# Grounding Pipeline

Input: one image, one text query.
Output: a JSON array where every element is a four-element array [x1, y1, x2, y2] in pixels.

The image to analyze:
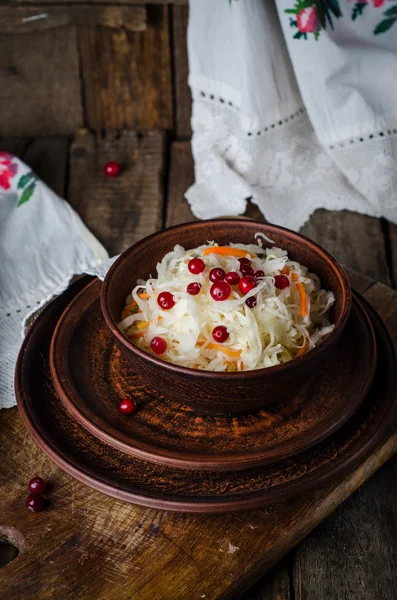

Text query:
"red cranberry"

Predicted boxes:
[[157, 291, 175, 310], [254, 270, 265, 279], [150, 336, 167, 354], [239, 263, 254, 276], [225, 271, 240, 285], [246, 297, 257, 308], [210, 281, 231, 301], [212, 326, 229, 342], [186, 282, 201, 295], [239, 276, 256, 295], [26, 494, 45, 512], [209, 267, 226, 282], [188, 258, 205, 274], [28, 477, 46, 495], [118, 398, 137, 414], [274, 274, 290, 290], [104, 161, 121, 177], [238, 258, 251, 267]]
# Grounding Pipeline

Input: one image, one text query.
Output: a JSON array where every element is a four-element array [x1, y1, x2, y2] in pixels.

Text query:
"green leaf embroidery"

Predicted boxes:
[[384, 6, 397, 17], [374, 17, 397, 34], [352, 2, 366, 21], [17, 181, 36, 206], [17, 171, 34, 189]]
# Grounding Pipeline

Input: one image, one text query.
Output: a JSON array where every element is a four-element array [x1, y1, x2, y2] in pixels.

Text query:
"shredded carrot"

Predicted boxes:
[[121, 300, 138, 320], [296, 282, 308, 317], [136, 320, 150, 330], [192, 364, 199, 369], [282, 269, 307, 316], [202, 246, 256, 259], [206, 343, 242, 358], [295, 339, 308, 358], [138, 293, 150, 299]]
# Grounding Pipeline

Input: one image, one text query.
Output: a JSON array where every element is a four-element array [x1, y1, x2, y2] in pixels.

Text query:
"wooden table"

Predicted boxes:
[[0, 133, 397, 600]]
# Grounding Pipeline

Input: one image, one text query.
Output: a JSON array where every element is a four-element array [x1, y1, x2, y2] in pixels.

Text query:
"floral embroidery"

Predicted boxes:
[[16, 171, 37, 206], [0, 152, 37, 206], [374, 4, 397, 33], [286, 0, 397, 38], [285, 0, 342, 39], [0, 153, 18, 190]]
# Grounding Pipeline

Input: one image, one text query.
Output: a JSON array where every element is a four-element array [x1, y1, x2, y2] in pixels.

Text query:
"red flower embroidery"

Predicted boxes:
[[0, 153, 18, 190], [297, 5, 320, 32]]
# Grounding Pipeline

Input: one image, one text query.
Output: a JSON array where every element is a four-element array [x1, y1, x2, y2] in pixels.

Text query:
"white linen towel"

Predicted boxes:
[[186, 0, 397, 230], [0, 153, 113, 409]]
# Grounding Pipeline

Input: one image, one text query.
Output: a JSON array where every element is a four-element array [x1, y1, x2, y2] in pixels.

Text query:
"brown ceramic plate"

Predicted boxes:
[[16, 278, 396, 512], [50, 280, 376, 471]]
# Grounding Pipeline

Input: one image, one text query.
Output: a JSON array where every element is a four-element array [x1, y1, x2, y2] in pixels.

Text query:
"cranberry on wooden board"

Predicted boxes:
[[225, 272, 240, 285], [188, 258, 205, 274], [26, 494, 45, 512], [103, 161, 121, 177], [28, 477, 46, 495], [118, 398, 137, 415], [212, 326, 229, 343], [150, 336, 167, 355], [274, 275, 290, 290], [157, 292, 175, 310], [209, 268, 226, 282], [186, 282, 201, 295], [239, 276, 256, 295], [210, 281, 231, 301]]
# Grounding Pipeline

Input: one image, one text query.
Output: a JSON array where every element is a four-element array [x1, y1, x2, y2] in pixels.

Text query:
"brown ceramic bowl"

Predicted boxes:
[[101, 219, 352, 416]]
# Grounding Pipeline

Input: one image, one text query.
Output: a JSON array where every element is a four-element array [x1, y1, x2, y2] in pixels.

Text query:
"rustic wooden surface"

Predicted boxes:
[[0, 29, 83, 136], [79, 5, 173, 132], [0, 134, 397, 599], [0, 5, 147, 33], [171, 5, 192, 139]]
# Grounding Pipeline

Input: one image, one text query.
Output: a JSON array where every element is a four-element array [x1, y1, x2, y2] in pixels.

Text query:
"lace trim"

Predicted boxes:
[[330, 129, 397, 149]]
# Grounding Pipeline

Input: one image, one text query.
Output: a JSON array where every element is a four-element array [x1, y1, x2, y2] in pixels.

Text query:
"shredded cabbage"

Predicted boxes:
[[118, 240, 335, 372]]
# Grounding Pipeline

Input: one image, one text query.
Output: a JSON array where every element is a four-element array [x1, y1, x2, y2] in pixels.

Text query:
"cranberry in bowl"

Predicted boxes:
[[101, 219, 351, 416]]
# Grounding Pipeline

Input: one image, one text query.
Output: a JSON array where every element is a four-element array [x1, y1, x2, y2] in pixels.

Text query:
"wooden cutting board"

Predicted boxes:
[[1, 269, 397, 600]]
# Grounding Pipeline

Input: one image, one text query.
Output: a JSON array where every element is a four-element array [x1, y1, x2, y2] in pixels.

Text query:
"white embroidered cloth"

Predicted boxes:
[[186, 0, 397, 230], [0, 154, 113, 409]]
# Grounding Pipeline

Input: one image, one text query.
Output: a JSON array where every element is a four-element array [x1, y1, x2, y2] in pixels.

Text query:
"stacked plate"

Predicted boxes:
[[16, 276, 396, 513]]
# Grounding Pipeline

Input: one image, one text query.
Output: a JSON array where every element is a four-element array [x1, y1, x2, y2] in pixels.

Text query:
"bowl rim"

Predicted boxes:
[[100, 219, 352, 380]]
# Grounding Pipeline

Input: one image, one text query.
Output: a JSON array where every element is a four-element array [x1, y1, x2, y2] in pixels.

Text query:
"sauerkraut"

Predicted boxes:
[[118, 239, 335, 372]]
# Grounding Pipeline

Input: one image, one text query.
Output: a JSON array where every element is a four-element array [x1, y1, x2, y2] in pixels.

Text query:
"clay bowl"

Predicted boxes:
[[101, 219, 352, 416]]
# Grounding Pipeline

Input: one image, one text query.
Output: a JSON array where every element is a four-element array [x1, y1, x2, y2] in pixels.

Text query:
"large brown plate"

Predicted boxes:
[[15, 278, 396, 513], [50, 280, 376, 471]]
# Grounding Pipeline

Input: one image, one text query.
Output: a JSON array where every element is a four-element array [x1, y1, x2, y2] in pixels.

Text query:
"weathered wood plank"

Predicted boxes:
[[0, 28, 83, 137], [79, 6, 173, 131], [386, 221, 397, 289], [166, 140, 195, 226], [0, 6, 146, 33], [171, 5, 192, 139], [68, 129, 166, 255], [301, 210, 390, 285], [240, 558, 291, 600]]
